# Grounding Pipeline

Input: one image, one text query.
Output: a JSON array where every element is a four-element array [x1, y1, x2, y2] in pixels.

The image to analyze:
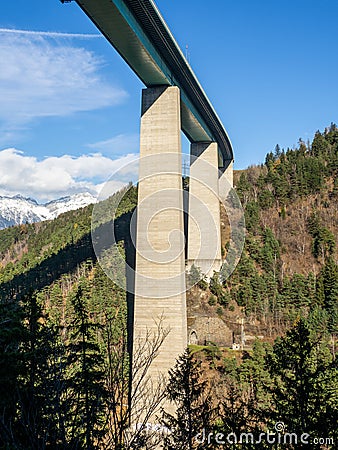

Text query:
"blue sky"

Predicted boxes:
[[1, 0, 337, 201]]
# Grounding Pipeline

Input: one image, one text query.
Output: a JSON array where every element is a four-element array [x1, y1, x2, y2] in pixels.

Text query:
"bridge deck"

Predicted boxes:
[[71, 0, 233, 164]]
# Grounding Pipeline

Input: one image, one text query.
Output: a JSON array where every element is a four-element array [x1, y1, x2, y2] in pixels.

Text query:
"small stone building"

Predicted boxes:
[[187, 316, 233, 347]]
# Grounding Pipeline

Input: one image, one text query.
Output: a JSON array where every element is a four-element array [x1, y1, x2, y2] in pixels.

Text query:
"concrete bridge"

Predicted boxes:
[[62, 0, 234, 424]]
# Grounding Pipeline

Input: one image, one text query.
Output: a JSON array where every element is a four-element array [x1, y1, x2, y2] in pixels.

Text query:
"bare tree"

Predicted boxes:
[[104, 317, 170, 449]]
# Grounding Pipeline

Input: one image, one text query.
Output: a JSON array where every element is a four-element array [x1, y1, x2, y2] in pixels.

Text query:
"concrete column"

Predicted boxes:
[[187, 142, 222, 278], [219, 159, 234, 200], [132, 86, 187, 420]]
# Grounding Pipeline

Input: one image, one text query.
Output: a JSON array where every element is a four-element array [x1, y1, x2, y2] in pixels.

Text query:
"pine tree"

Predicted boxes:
[[0, 300, 25, 446], [210, 345, 275, 449], [0, 291, 66, 449], [18, 291, 66, 448], [161, 349, 215, 449], [244, 202, 260, 234], [274, 144, 282, 159], [66, 280, 107, 449], [311, 130, 330, 157], [266, 318, 337, 444], [322, 258, 338, 333]]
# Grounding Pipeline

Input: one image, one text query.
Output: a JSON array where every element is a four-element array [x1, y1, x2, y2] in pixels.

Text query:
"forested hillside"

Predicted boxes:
[[0, 187, 139, 448], [0, 126, 337, 448], [221, 123, 338, 335]]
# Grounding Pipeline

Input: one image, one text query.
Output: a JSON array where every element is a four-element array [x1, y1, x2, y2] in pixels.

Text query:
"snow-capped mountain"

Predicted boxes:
[[45, 192, 97, 219], [0, 193, 97, 229]]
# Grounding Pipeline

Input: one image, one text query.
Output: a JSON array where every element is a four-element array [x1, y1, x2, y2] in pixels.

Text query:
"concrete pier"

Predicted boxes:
[[219, 159, 234, 197], [133, 86, 187, 393], [187, 142, 222, 278]]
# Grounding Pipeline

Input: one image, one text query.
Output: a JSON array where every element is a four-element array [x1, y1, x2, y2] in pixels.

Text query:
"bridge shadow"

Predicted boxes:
[[0, 211, 136, 304]]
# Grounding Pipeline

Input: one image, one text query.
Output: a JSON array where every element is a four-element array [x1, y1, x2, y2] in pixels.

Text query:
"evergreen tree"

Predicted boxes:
[[311, 130, 330, 157], [244, 202, 260, 234], [274, 144, 282, 159], [0, 292, 66, 449], [260, 227, 280, 275], [307, 212, 335, 262], [209, 272, 228, 306], [217, 357, 257, 448], [266, 318, 337, 445], [66, 281, 107, 449], [17, 291, 61, 448], [264, 151, 275, 171], [322, 258, 338, 333], [0, 300, 25, 446], [161, 349, 215, 449], [187, 264, 208, 290]]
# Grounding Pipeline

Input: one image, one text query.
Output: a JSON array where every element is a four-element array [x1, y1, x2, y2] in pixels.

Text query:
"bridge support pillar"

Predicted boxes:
[[187, 142, 222, 279], [219, 159, 233, 190], [132, 86, 187, 420], [219, 159, 234, 203]]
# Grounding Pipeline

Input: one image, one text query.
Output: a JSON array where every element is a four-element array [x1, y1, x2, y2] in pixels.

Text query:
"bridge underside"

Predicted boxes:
[[74, 0, 233, 167]]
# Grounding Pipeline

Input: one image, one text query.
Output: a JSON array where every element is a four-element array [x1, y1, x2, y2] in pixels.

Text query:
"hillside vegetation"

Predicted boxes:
[[221, 123, 338, 335], [0, 126, 337, 448]]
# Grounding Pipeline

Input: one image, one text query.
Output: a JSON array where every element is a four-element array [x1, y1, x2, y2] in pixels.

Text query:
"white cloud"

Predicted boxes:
[[0, 28, 102, 39], [87, 133, 140, 155], [0, 148, 138, 202], [0, 30, 127, 140]]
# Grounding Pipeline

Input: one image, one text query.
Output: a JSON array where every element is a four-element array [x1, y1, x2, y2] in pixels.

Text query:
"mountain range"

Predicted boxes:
[[0, 192, 97, 229]]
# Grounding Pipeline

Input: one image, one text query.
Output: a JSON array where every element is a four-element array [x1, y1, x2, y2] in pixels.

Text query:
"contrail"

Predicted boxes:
[[0, 28, 102, 39]]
